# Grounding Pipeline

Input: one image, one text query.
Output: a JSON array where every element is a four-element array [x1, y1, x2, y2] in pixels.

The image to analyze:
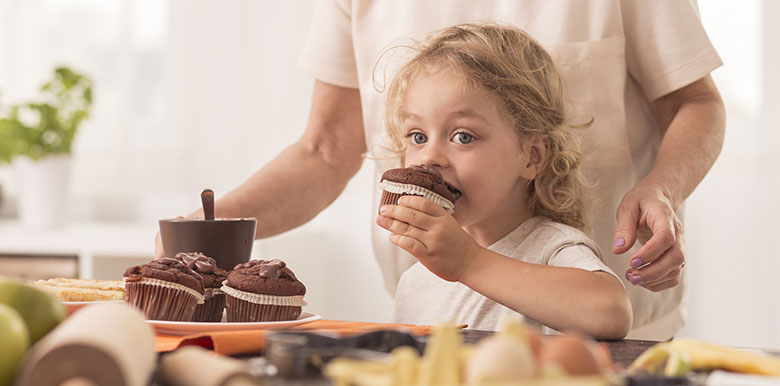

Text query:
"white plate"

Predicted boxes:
[[62, 300, 125, 314], [148, 311, 321, 336]]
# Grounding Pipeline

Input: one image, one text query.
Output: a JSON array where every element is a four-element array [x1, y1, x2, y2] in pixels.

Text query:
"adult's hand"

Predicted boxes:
[[612, 179, 684, 291], [612, 75, 725, 292], [153, 215, 197, 259], [153, 232, 165, 259], [152, 80, 365, 258]]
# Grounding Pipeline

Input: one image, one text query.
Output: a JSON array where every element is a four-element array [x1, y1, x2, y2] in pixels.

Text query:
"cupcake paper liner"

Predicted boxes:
[[379, 191, 403, 212], [124, 278, 202, 321], [379, 180, 455, 213], [192, 293, 226, 322], [225, 295, 301, 322], [221, 282, 306, 322], [220, 282, 307, 307]]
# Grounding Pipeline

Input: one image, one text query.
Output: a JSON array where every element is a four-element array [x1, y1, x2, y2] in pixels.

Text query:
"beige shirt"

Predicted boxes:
[[299, 0, 722, 339], [394, 217, 621, 332]]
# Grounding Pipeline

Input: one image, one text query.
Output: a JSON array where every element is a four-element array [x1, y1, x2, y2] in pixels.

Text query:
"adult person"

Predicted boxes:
[[156, 0, 725, 340]]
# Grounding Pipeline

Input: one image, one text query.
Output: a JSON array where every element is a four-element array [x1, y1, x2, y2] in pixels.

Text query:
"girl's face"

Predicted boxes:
[[402, 67, 537, 235]]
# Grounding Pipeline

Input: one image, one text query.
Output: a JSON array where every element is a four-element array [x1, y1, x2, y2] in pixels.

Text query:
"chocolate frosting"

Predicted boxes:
[[173, 252, 228, 290], [123, 257, 205, 294], [381, 166, 460, 202], [227, 259, 306, 296]]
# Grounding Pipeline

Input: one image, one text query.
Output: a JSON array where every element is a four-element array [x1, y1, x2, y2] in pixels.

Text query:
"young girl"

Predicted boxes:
[[375, 23, 632, 339]]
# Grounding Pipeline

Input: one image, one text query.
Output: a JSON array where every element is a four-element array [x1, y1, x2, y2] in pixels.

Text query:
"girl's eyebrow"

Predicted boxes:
[[449, 109, 488, 123], [405, 109, 487, 122]]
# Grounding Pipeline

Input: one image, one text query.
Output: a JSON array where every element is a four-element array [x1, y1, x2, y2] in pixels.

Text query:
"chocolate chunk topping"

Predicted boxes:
[[171, 252, 227, 289], [258, 259, 284, 279], [226, 259, 305, 296], [123, 257, 205, 294]]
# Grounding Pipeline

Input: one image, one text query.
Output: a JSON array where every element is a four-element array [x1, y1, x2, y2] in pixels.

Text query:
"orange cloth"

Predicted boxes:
[[155, 320, 439, 355]]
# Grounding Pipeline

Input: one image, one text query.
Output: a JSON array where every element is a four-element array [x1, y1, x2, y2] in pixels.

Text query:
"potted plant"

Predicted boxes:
[[0, 66, 93, 228]]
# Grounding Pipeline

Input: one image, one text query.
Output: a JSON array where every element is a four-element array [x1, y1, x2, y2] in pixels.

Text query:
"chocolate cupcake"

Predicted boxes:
[[379, 166, 461, 213], [221, 259, 307, 322], [123, 257, 205, 321], [174, 252, 228, 322]]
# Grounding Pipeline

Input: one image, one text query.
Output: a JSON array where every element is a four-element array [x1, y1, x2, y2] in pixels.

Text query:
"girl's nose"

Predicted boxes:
[[419, 141, 448, 169]]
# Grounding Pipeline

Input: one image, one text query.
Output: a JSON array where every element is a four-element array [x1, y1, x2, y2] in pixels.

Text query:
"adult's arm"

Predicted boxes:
[[613, 75, 726, 291], [154, 80, 365, 257]]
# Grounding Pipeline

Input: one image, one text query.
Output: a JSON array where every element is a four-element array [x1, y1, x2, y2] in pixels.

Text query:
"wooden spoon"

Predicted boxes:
[[201, 189, 215, 221]]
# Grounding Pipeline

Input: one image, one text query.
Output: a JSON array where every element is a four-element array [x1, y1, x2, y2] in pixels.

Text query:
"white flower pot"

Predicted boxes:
[[14, 154, 72, 228]]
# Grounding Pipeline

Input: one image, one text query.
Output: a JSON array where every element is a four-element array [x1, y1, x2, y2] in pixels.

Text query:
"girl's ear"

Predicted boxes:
[[520, 135, 548, 180]]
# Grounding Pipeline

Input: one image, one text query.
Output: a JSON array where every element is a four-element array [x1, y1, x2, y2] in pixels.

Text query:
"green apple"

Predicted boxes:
[[0, 303, 29, 386], [0, 279, 66, 344]]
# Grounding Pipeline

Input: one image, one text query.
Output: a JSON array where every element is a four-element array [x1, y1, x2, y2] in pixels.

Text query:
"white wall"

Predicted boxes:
[[0, 0, 395, 322], [0, 0, 778, 341]]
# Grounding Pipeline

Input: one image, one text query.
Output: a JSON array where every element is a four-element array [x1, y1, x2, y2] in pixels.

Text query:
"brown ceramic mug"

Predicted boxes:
[[159, 218, 258, 270]]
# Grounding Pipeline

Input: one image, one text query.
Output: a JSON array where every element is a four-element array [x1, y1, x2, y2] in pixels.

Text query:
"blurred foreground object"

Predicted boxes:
[[325, 318, 612, 386], [15, 302, 154, 386], [30, 278, 124, 301], [0, 303, 29, 386], [0, 278, 65, 343], [629, 339, 780, 377], [160, 346, 263, 386]]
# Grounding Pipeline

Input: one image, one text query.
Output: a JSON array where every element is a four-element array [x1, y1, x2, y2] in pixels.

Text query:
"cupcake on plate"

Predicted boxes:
[[221, 259, 306, 322], [379, 166, 461, 213], [123, 257, 205, 321], [174, 252, 228, 322]]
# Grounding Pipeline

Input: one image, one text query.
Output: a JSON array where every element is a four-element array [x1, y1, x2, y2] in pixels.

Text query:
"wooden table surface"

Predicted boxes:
[[153, 329, 668, 386], [153, 329, 779, 385]]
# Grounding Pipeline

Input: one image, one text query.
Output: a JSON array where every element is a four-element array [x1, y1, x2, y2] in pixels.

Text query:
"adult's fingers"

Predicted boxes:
[[625, 243, 685, 287], [154, 232, 164, 259], [613, 199, 640, 255], [628, 211, 678, 269], [640, 268, 683, 292]]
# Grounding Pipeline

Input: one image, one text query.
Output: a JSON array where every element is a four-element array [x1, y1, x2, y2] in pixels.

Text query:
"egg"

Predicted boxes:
[[525, 327, 544, 359], [589, 341, 614, 372], [465, 335, 536, 384], [539, 334, 602, 376]]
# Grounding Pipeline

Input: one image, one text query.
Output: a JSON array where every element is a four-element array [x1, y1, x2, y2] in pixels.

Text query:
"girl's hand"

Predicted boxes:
[[376, 195, 481, 282]]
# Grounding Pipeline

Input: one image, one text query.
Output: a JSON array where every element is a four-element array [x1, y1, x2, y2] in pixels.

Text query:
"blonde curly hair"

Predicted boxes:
[[381, 23, 590, 230]]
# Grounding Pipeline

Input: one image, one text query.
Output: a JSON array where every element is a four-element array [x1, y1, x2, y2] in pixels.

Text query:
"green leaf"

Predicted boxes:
[[0, 66, 94, 166]]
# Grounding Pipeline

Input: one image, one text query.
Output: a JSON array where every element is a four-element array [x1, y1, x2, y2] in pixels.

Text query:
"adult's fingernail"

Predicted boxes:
[[614, 237, 626, 247], [631, 275, 644, 285], [625, 272, 631, 281], [631, 258, 644, 268]]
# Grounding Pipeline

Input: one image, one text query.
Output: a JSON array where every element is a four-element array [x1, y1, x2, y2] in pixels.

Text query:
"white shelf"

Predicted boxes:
[[0, 220, 157, 279]]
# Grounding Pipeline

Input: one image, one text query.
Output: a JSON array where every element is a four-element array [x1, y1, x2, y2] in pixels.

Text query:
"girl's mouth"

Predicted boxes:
[[445, 183, 462, 202]]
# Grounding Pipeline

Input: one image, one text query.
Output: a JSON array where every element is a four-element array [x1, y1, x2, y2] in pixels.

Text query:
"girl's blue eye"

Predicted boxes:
[[453, 132, 474, 144], [411, 132, 427, 144]]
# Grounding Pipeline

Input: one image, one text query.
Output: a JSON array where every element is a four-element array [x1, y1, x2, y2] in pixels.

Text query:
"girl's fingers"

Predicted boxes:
[[376, 215, 426, 240], [389, 233, 428, 256], [397, 195, 448, 216], [379, 203, 432, 230]]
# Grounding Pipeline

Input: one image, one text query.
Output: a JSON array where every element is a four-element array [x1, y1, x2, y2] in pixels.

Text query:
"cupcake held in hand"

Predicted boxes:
[[379, 166, 461, 213], [221, 259, 307, 322], [174, 252, 228, 322], [123, 257, 205, 321]]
